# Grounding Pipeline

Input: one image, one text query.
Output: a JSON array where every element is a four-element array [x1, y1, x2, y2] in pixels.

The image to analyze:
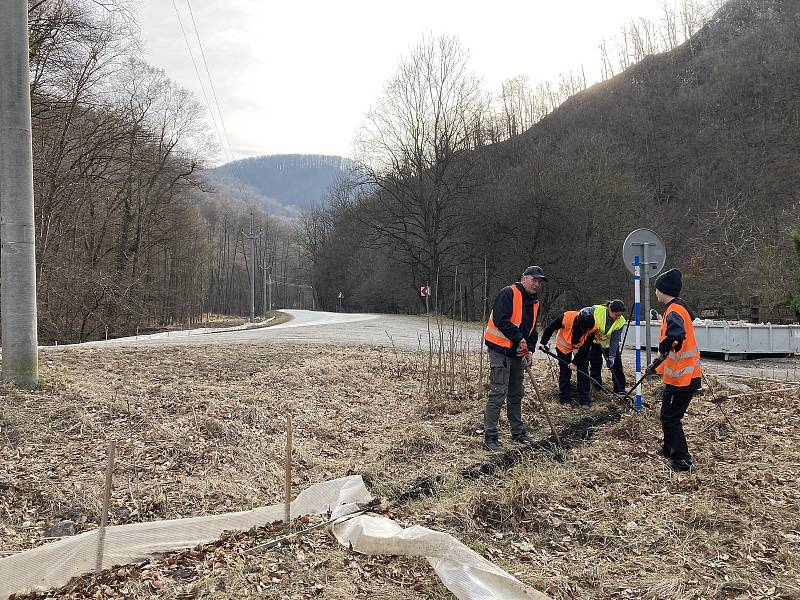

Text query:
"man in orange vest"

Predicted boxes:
[[539, 308, 598, 406], [482, 266, 546, 451], [649, 268, 702, 472]]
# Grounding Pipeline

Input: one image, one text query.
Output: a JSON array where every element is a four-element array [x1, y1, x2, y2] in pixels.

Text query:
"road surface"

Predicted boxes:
[[59, 310, 800, 381]]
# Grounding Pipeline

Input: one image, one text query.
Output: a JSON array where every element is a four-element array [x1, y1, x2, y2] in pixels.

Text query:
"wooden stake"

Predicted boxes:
[[100, 440, 116, 528], [95, 439, 116, 571], [284, 413, 292, 530]]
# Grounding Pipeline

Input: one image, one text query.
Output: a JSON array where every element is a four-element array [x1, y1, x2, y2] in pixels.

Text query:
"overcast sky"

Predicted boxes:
[[137, 0, 683, 164]]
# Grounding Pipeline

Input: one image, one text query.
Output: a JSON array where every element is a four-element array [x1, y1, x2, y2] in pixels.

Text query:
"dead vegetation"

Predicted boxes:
[[1, 344, 799, 599]]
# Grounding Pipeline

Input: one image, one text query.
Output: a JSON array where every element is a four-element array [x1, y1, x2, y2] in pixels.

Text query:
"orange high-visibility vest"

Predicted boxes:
[[484, 285, 539, 349], [555, 310, 598, 354], [656, 302, 702, 386]]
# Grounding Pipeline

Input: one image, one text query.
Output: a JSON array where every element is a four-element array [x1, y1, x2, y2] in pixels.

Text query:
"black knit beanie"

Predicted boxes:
[[655, 268, 682, 297]]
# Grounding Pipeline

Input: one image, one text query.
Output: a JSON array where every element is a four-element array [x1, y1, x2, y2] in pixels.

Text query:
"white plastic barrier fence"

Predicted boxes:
[[0, 476, 548, 600]]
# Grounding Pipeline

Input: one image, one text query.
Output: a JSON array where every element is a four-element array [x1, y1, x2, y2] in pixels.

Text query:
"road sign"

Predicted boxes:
[[623, 228, 666, 369], [337, 291, 344, 299], [623, 228, 666, 279], [420, 286, 431, 297]]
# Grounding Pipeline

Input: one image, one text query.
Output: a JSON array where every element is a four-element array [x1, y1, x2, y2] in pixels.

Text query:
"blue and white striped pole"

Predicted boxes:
[[634, 256, 643, 411]]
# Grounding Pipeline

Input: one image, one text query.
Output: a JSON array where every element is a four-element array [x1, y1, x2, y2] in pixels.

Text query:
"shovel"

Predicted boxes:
[[524, 364, 561, 449], [539, 347, 617, 400]]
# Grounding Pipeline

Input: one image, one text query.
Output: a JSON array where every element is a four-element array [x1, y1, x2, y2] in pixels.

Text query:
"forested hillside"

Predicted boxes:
[[209, 154, 353, 216], [301, 0, 800, 320]]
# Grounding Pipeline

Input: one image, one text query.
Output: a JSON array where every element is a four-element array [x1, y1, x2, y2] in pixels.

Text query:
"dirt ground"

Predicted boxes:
[[1, 343, 799, 599]]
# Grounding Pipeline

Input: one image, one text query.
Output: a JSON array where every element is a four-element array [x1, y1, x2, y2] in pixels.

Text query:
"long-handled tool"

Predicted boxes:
[[524, 364, 561, 449], [701, 371, 739, 434], [617, 364, 657, 405], [607, 302, 636, 393], [539, 347, 616, 400]]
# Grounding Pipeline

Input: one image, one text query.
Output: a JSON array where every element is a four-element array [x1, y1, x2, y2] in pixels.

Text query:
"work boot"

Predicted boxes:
[[669, 459, 694, 473], [483, 437, 504, 452], [511, 432, 534, 445]]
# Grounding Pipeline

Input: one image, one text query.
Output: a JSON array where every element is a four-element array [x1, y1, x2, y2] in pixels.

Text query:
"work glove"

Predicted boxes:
[[516, 339, 529, 356], [568, 362, 578, 371], [521, 352, 533, 368], [606, 355, 615, 369], [538, 343, 551, 354]]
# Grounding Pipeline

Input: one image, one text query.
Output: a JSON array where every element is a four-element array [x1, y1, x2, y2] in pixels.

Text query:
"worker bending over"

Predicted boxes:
[[588, 300, 627, 394], [540, 308, 597, 407]]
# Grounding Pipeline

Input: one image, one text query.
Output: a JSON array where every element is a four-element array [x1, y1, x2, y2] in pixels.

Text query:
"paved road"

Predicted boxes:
[[73, 309, 479, 350], [63, 309, 800, 382]]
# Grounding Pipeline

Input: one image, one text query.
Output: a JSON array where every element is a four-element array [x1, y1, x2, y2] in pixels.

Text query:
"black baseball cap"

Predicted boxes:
[[522, 266, 547, 280]]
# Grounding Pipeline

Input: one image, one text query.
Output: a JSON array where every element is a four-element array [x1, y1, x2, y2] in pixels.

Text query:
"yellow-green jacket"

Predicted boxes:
[[592, 304, 626, 354]]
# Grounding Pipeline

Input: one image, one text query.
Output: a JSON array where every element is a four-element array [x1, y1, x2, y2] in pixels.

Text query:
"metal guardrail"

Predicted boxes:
[[623, 321, 800, 359]]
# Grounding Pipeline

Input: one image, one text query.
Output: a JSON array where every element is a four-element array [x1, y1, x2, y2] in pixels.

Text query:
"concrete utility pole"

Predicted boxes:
[[0, 1, 39, 389], [240, 213, 261, 323], [259, 256, 269, 317]]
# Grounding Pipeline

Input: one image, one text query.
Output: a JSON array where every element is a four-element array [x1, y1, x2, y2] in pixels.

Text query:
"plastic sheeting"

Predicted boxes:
[[0, 475, 549, 600]]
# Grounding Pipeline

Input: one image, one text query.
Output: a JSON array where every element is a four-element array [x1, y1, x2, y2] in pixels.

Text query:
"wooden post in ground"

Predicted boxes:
[[95, 439, 116, 571], [284, 413, 293, 531]]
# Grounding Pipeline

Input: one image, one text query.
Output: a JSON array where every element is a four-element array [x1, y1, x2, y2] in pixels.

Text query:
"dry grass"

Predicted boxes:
[[1, 344, 799, 599], [429, 379, 800, 599]]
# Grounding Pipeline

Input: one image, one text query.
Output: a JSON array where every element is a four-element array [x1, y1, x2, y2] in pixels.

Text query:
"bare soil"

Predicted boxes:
[[1, 344, 799, 599]]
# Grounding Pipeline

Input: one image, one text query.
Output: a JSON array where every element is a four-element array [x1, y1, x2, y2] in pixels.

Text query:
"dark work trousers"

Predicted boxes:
[[484, 349, 525, 439], [660, 388, 695, 463], [589, 343, 626, 393], [557, 348, 591, 405]]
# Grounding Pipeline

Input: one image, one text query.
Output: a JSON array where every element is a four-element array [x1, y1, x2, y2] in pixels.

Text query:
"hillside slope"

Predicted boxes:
[[503, 0, 800, 307], [206, 154, 353, 217]]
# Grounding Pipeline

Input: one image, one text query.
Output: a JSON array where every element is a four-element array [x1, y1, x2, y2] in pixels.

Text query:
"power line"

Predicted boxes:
[[185, 0, 235, 162], [170, 0, 231, 162]]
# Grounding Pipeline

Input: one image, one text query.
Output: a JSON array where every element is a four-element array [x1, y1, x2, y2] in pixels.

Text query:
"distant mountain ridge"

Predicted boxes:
[[207, 154, 353, 217]]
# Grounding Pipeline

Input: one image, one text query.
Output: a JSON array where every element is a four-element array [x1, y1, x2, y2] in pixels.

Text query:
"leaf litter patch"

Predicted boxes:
[[1, 344, 798, 599]]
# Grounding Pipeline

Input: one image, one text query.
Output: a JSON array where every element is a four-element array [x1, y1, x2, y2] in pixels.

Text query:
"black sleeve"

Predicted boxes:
[[492, 287, 524, 346], [540, 314, 564, 345], [659, 311, 686, 354]]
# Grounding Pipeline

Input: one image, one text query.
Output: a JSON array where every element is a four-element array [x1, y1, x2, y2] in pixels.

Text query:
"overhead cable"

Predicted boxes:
[[185, 0, 236, 161], [170, 0, 231, 162]]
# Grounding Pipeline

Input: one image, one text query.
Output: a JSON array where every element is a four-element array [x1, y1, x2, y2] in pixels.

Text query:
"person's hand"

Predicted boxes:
[[516, 339, 528, 356], [568, 362, 578, 371], [521, 352, 533, 368], [538, 343, 551, 354], [647, 354, 666, 373], [606, 355, 615, 368]]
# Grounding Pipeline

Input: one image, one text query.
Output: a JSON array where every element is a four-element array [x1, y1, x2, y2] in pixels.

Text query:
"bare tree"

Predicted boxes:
[[355, 34, 489, 292]]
